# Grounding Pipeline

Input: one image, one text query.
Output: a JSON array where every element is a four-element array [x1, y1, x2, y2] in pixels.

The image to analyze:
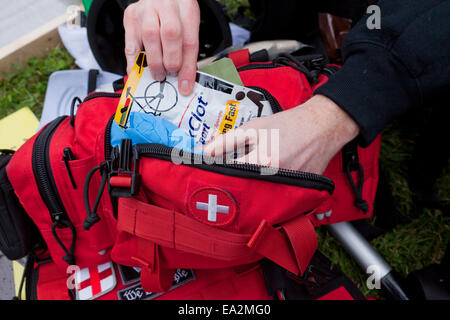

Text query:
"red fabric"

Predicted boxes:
[[314, 135, 381, 225], [36, 262, 71, 300], [32, 259, 271, 300], [227, 49, 250, 68], [116, 197, 258, 262], [247, 215, 317, 275], [6, 51, 380, 300], [115, 197, 316, 277], [281, 215, 318, 274], [33, 259, 355, 300], [239, 65, 381, 225], [317, 286, 355, 300], [7, 96, 119, 272], [248, 220, 301, 275], [134, 239, 175, 292]]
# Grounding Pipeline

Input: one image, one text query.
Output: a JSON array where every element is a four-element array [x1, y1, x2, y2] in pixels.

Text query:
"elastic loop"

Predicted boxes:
[[70, 97, 82, 127], [345, 161, 369, 214], [51, 219, 76, 265], [83, 162, 110, 230]]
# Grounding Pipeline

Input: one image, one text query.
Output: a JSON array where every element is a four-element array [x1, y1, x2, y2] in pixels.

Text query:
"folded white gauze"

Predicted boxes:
[[122, 69, 274, 145]]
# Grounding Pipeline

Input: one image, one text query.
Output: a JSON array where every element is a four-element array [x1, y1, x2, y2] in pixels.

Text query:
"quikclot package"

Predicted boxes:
[[114, 52, 273, 145]]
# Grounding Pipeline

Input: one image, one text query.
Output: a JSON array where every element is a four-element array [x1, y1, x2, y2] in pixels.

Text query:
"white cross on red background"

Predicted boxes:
[[196, 194, 230, 222]]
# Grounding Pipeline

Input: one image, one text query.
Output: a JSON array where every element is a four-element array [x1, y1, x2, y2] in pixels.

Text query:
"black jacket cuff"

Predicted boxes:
[[315, 42, 421, 147]]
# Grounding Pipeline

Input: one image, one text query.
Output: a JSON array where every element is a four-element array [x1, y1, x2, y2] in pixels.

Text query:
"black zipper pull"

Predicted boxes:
[[342, 142, 369, 214], [63, 147, 77, 189]]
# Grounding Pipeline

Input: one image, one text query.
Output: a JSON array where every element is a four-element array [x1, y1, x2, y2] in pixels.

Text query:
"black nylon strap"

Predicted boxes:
[[87, 69, 99, 94], [261, 252, 366, 300]]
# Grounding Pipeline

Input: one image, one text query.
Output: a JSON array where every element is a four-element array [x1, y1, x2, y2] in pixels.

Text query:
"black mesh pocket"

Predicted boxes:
[[0, 150, 41, 260]]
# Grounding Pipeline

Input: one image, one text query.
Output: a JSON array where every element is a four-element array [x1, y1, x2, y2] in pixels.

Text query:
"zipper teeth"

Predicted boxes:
[[135, 144, 334, 191], [237, 61, 339, 77], [32, 116, 68, 221], [237, 62, 279, 72], [102, 70, 336, 190], [105, 115, 115, 160], [249, 86, 283, 113]]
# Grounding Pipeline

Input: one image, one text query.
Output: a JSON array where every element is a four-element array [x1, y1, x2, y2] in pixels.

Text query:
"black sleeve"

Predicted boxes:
[[248, 0, 375, 43], [315, 0, 450, 147]]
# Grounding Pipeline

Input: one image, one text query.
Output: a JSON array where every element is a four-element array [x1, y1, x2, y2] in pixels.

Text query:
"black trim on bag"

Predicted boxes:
[[82, 92, 121, 103], [0, 150, 42, 260], [25, 255, 57, 300], [249, 86, 283, 113], [32, 117, 69, 224], [105, 115, 115, 161], [237, 53, 338, 84], [32, 116, 76, 265], [101, 94, 333, 193], [134, 143, 335, 193], [13, 252, 35, 300], [26, 261, 39, 300]]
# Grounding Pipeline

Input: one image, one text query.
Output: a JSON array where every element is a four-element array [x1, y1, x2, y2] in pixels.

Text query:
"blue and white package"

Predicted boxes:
[[110, 112, 201, 153]]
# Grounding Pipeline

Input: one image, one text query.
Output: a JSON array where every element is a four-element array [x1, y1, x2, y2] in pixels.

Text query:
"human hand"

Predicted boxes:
[[123, 0, 200, 95], [201, 95, 360, 174]]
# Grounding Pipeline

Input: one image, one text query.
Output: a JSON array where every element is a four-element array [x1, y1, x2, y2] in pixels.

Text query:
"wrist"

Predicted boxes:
[[297, 94, 360, 147]]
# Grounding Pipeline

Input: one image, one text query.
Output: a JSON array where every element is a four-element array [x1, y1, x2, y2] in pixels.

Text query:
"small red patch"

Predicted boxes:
[[188, 187, 237, 227]]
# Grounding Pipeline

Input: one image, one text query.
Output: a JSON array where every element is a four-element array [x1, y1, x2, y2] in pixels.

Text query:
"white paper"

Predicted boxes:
[[125, 68, 274, 145]]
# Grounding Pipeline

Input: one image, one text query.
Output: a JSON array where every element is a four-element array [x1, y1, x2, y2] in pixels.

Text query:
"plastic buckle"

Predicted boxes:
[[308, 55, 326, 68], [108, 139, 140, 198]]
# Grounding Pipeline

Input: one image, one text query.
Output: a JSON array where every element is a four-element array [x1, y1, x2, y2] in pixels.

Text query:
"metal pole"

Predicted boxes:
[[327, 221, 409, 300]]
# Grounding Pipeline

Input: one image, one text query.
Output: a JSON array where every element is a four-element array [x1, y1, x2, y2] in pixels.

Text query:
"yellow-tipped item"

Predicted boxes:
[[114, 51, 146, 128]]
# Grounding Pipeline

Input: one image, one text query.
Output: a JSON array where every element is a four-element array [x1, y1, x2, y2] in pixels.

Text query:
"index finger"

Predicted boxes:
[[123, 3, 143, 74], [177, 0, 200, 96]]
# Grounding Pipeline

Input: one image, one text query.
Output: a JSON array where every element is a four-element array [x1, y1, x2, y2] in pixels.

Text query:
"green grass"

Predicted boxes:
[[0, 46, 75, 119], [217, 0, 254, 24], [1, 1, 449, 299], [217, 0, 250, 16]]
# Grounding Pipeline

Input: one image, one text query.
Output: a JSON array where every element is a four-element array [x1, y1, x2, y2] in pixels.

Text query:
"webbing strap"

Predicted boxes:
[[247, 215, 317, 275], [131, 239, 174, 293], [117, 198, 258, 262], [282, 215, 318, 274], [87, 69, 99, 94], [117, 198, 317, 276]]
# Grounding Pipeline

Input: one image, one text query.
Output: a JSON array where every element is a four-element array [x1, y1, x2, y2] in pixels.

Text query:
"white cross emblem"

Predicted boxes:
[[196, 194, 229, 222]]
